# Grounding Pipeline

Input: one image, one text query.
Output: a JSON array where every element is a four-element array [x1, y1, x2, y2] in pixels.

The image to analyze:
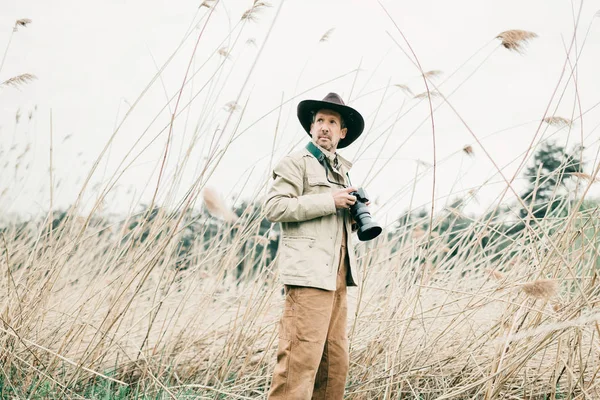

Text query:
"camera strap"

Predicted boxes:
[[305, 142, 352, 186]]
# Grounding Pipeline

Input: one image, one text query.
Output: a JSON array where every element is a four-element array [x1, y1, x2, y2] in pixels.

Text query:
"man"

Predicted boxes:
[[264, 92, 365, 399]]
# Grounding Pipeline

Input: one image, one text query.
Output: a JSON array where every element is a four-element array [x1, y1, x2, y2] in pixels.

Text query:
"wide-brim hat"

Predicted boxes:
[[297, 92, 365, 149]]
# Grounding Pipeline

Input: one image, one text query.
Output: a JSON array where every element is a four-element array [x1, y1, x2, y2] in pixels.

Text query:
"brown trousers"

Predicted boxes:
[[268, 244, 349, 399]]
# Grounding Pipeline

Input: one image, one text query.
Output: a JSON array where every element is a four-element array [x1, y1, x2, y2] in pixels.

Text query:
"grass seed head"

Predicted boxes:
[[224, 101, 239, 113], [14, 19, 32, 31], [520, 279, 557, 300], [543, 116, 572, 127], [241, 2, 271, 22], [414, 90, 439, 100], [496, 30, 538, 53], [218, 47, 230, 58], [395, 84, 413, 96], [423, 70, 443, 80], [1, 73, 37, 89], [199, 0, 215, 8], [319, 28, 335, 42], [203, 187, 238, 222]]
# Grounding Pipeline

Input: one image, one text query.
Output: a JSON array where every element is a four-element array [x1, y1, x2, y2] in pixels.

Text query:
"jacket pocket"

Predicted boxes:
[[278, 236, 316, 277], [307, 174, 332, 190]]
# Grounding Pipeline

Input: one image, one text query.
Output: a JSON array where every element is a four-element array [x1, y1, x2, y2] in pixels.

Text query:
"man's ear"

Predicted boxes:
[[340, 127, 348, 139]]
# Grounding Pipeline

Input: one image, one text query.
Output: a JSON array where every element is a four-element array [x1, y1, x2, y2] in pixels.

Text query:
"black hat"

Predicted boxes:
[[297, 92, 365, 149]]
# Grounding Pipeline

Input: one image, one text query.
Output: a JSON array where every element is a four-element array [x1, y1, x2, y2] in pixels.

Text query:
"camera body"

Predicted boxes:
[[349, 188, 382, 241]]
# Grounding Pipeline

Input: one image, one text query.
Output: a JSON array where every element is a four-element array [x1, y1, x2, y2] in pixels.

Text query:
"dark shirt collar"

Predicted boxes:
[[312, 141, 353, 171]]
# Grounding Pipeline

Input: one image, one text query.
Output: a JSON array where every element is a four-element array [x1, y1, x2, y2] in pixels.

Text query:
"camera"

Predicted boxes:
[[349, 188, 382, 241]]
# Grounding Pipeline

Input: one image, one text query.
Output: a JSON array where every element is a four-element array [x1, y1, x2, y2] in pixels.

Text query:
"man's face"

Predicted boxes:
[[310, 109, 347, 152]]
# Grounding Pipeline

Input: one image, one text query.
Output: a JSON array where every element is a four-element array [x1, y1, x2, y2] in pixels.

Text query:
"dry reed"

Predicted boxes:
[[543, 116, 572, 127], [413, 90, 440, 100], [202, 186, 239, 222], [423, 69, 443, 79], [394, 83, 413, 95], [319, 28, 335, 43], [1, 73, 37, 88], [496, 29, 538, 53], [199, 0, 215, 8], [519, 279, 558, 300], [14, 18, 32, 31], [224, 100, 240, 113], [241, 2, 271, 22], [218, 47, 230, 58]]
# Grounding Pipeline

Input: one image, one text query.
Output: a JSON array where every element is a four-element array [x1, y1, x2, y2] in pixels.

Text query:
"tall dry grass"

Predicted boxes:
[[2, 189, 600, 399]]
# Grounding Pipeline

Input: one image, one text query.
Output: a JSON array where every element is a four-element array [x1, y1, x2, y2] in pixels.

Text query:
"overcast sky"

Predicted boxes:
[[1, 0, 600, 225]]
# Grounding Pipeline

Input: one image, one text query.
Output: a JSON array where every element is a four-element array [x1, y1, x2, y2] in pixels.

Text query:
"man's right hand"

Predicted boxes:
[[332, 187, 358, 209]]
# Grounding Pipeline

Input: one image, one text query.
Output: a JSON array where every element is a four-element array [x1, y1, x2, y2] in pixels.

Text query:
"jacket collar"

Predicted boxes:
[[311, 141, 353, 170]]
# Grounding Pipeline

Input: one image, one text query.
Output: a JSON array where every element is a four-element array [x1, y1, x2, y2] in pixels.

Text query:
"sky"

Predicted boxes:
[[1, 0, 600, 226]]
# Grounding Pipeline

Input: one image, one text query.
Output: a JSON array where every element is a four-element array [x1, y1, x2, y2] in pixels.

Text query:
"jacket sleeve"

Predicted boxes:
[[264, 156, 336, 223]]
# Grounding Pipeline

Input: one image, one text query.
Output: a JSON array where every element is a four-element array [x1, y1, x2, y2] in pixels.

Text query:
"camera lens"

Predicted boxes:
[[349, 190, 382, 241]]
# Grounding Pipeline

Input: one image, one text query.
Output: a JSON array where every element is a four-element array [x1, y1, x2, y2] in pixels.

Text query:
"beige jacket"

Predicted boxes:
[[264, 143, 358, 291]]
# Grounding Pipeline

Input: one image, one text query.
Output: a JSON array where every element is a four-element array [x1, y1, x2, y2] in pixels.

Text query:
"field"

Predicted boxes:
[[1, 184, 600, 399], [2, 1, 600, 399]]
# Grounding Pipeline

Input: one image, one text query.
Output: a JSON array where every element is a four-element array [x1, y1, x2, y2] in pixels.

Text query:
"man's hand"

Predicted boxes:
[[332, 187, 358, 209]]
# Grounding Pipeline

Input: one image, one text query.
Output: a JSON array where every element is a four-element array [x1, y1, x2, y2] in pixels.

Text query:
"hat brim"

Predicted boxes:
[[297, 99, 364, 149]]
